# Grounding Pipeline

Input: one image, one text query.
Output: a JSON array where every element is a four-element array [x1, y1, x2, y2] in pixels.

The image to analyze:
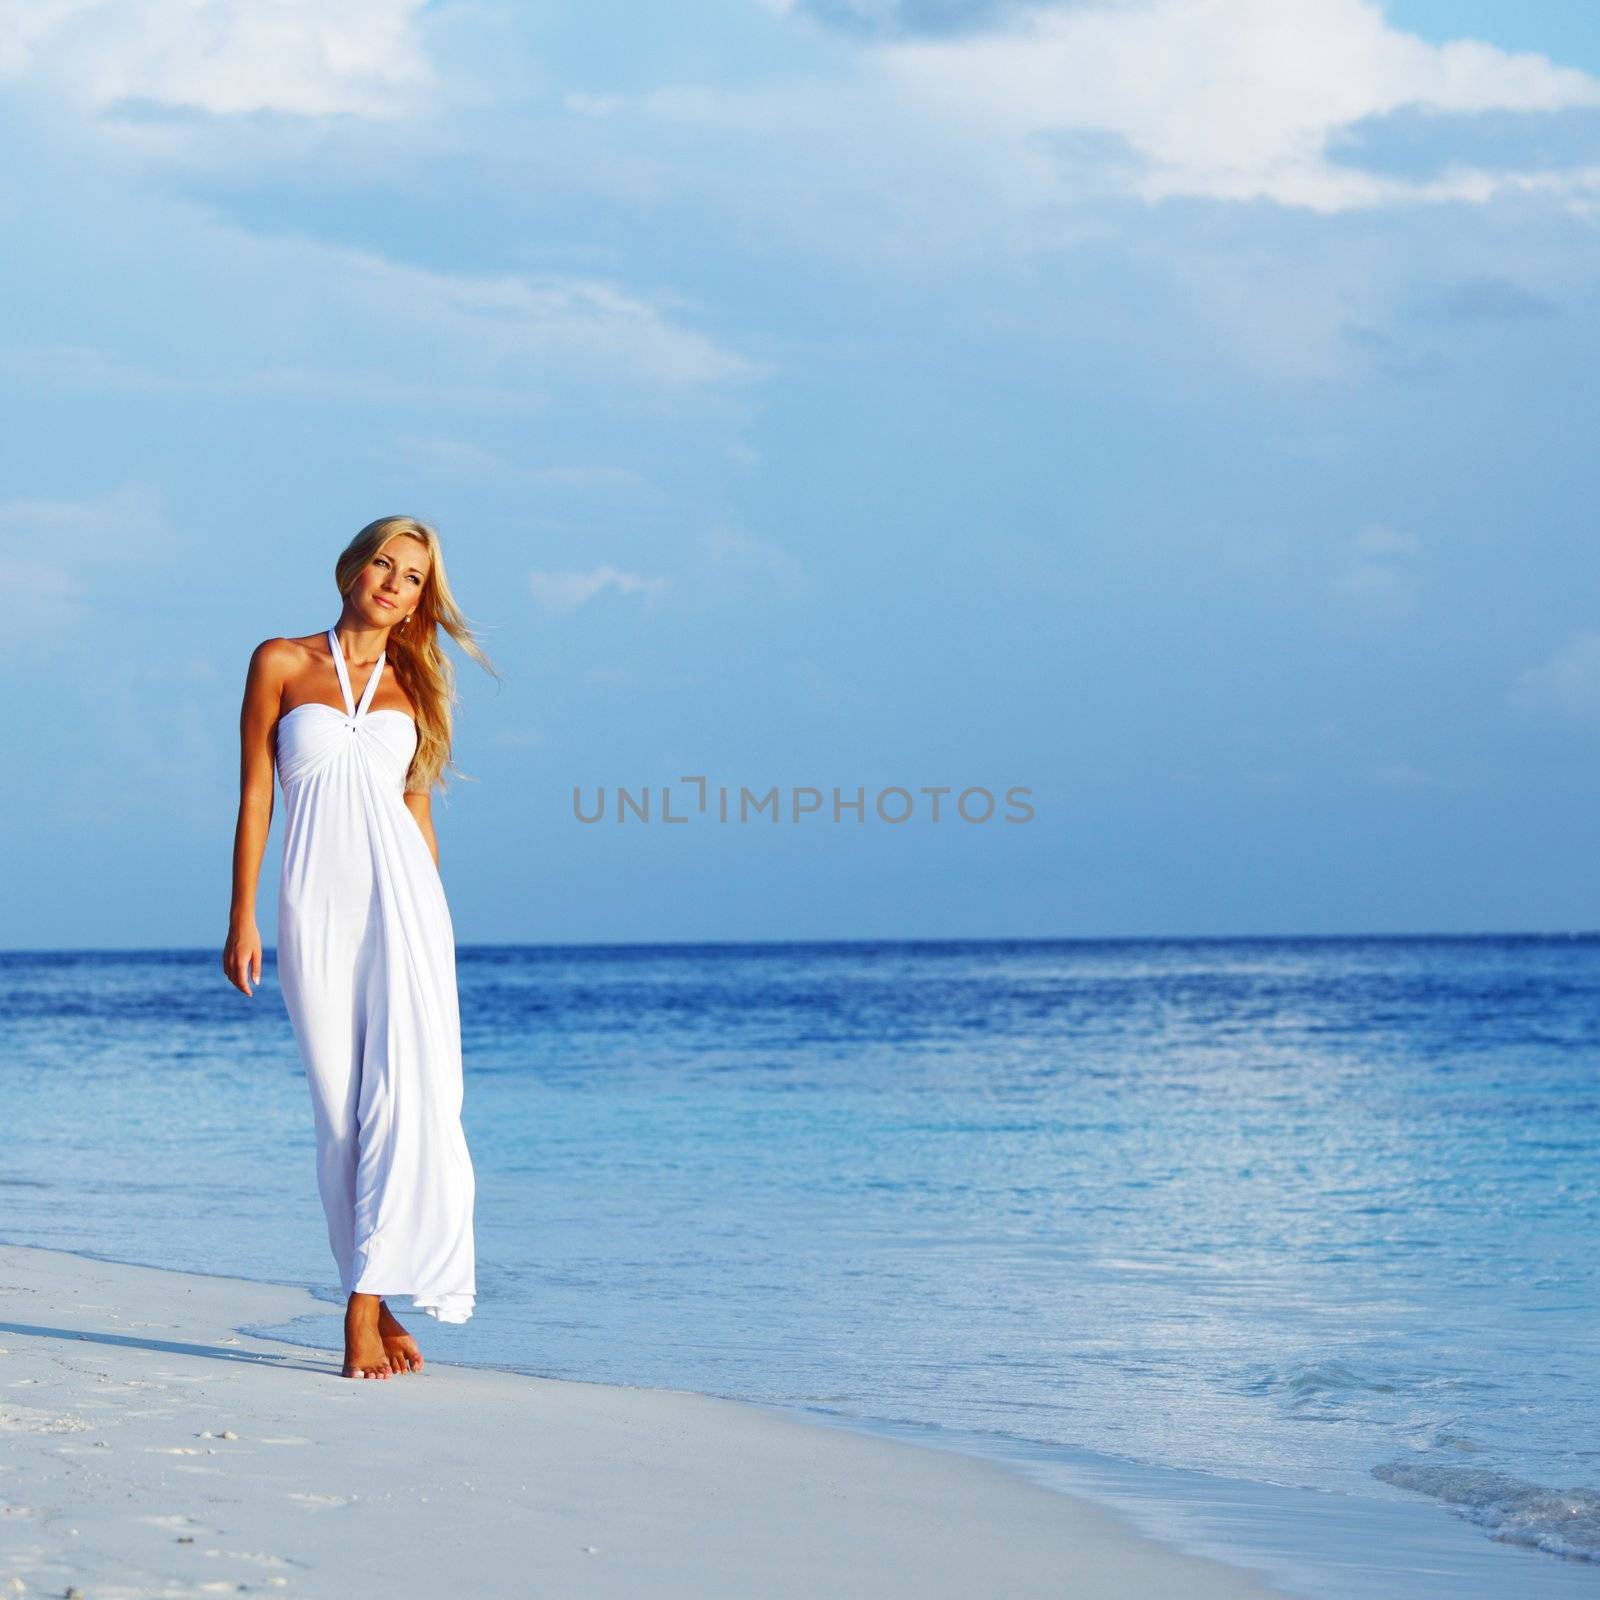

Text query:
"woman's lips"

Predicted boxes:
[[376, 597, 396, 609]]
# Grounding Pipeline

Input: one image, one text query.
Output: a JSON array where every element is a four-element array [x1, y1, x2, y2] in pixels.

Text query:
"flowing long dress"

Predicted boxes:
[[274, 627, 476, 1323]]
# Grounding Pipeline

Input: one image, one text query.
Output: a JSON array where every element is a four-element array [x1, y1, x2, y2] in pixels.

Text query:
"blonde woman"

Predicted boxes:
[[223, 517, 498, 1379]]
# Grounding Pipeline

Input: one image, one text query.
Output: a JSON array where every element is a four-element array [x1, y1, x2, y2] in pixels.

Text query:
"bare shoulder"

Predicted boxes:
[[268, 632, 330, 660], [243, 637, 322, 711], [250, 635, 323, 675]]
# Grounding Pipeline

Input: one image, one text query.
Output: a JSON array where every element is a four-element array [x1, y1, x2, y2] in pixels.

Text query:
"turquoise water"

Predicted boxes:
[[3, 936, 1598, 1596]]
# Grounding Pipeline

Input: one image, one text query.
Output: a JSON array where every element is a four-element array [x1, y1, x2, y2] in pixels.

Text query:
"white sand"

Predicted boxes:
[[0, 1241, 1290, 1599]]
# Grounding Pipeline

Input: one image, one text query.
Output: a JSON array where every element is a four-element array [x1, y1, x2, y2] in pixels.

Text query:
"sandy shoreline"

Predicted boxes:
[[0, 1241, 1291, 1598]]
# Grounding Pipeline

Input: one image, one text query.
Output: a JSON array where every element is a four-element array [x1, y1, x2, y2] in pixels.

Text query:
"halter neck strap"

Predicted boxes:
[[327, 628, 386, 720]]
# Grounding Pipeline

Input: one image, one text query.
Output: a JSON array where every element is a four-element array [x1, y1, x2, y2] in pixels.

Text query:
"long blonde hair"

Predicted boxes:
[[335, 516, 499, 797]]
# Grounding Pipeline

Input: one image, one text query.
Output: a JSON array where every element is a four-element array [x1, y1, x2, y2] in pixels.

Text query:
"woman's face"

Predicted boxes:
[[355, 536, 430, 625]]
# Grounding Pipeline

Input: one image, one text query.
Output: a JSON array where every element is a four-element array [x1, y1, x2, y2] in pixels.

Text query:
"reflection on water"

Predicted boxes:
[[3, 935, 1598, 1591]]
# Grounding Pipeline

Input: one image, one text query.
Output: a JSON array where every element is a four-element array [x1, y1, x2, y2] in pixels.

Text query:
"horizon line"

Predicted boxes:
[[4, 928, 1599, 959]]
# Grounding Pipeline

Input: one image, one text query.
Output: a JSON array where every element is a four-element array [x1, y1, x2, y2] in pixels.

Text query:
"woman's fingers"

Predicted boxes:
[[223, 939, 261, 995]]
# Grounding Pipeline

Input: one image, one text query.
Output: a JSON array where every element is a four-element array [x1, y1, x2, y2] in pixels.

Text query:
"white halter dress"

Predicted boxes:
[[274, 628, 476, 1324]]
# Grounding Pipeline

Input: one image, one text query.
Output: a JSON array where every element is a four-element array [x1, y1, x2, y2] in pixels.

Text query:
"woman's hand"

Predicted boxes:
[[223, 919, 263, 997]]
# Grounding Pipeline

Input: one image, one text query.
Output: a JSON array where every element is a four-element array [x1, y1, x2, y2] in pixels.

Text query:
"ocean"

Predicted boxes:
[[3, 936, 1597, 1597]]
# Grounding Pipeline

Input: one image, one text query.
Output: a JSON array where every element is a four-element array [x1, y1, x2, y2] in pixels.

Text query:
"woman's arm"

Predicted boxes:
[[405, 788, 440, 871], [223, 639, 289, 997]]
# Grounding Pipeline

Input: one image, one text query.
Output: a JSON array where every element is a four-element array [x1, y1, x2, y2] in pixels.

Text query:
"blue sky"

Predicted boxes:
[[2, 0, 1597, 948]]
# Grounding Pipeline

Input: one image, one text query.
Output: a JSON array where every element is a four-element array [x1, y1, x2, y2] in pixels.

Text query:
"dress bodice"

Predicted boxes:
[[274, 629, 417, 793], [276, 702, 418, 792]]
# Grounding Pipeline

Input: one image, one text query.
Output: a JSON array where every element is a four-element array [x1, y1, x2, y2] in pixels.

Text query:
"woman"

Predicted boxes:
[[223, 516, 498, 1380]]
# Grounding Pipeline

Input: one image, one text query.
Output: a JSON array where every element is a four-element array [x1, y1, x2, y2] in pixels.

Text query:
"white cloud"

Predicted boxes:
[[1372, 760, 1429, 789], [1330, 522, 1422, 613], [1352, 524, 1422, 558], [1330, 563, 1410, 610], [492, 725, 548, 749], [379, 437, 648, 491], [699, 524, 810, 596], [0, 343, 184, 393], [389, 267, 756, 390], [875, 0, 1600, 211], [3, 558, 84, 641], [203, 238, 760, 392], [525, 530, 805, 619], [0, 483, 177, 647], [4, 218, 759, 398], [378, 438, 539, 481], [0, 480, 170, 542], [529, 565, 671, 613], [1245, 766, 1295, 789], [0, 0, 432, 117], [1509, 631, 1600, 725], [786, 656, 873, 711]]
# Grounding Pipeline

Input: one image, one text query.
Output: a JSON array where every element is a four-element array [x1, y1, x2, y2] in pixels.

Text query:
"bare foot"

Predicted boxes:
[[343, 1293, 391, 1379], [378, 1299, 425, 1374]]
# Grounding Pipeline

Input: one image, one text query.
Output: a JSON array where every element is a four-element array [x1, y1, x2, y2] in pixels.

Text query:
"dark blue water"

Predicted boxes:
[[3, 937, 1598, 1595]]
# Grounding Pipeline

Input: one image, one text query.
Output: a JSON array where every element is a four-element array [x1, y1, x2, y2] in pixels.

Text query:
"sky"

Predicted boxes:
[[1, 0, 1597, 949]]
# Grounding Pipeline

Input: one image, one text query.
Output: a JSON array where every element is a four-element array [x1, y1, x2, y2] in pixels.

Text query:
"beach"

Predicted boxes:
[[0, 1240, 1289, 1598]]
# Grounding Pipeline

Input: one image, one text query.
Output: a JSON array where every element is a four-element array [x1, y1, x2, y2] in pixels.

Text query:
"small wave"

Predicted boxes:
[[1428, 1431, 1486, 1454], [1241, 1359, 1398, 1399], [1373, 1458, 1600, 1562]]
